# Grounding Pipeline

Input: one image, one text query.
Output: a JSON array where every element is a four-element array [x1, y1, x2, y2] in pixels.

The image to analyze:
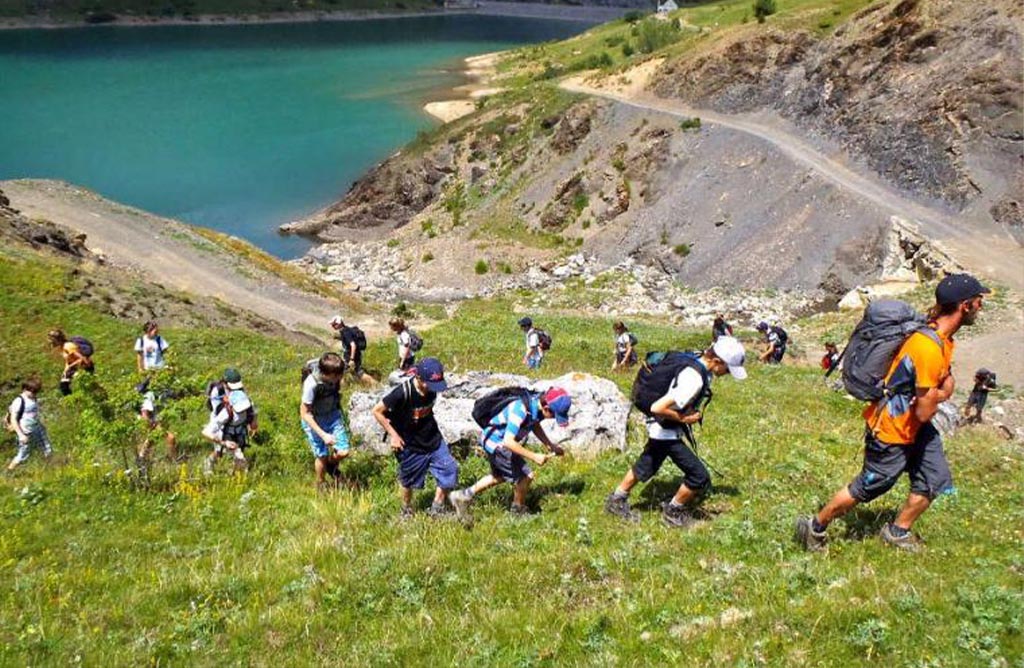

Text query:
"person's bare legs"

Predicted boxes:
[[512, 475, 533, 506], [671, 484, 697, 506], [894, 492, 931, 530], [614, 469, 638, 496], [816, 486, 859, 526]]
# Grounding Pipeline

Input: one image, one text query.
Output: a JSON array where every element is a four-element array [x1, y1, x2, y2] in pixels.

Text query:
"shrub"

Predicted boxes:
[[612, 157, 627, 172], [443, 181, 467, 226], [636, 19, 680, 54], [673, 243, 691, 257], [420, 219, 436, 239], [386, 239, 400, 248], [679, 116, 702, 131], [572, 193, 589, 214], [391, 302, 414, 318], [421, 252, 434, 263], [497, 262, 513, 274], [753, 0, 776, 23], [623, 10, 646, 23], [474, 260, 489, 275], [581, 219, 591, 230], [621, 42, 635, 57]]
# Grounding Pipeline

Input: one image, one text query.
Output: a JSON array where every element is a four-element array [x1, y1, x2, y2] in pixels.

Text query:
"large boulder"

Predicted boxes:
[[347, 371, 630, 457]]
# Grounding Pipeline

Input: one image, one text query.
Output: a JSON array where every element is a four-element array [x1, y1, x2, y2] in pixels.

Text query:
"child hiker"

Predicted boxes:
[[301, 352, 352, 489], [6, 377, 52, 471], [202, 368, 258, 474]]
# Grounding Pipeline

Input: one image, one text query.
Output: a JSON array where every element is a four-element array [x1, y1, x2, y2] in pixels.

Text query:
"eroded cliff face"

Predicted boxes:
[[650, 0, 1023, 236]]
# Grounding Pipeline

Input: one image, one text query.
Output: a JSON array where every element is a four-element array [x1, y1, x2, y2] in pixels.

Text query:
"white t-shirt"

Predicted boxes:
[[9, 393, 40, 434], [526, 329, 541, 355], [397, 330, 412, 360], [616, 332, 632, 353], [135, 334, 169, 370], [646, 365, 707, 440]]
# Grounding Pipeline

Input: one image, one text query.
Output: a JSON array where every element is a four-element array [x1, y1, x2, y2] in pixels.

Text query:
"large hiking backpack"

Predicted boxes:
[[472, 387, 534, 429], [837, 300, 941, 402], [407, 330, 424, 353], [770, 326, 789, 346], [70, 336, 94, 358], [627, 332, 639, 347], [535, 329, 552, 351], [632, 351, 712, 421]]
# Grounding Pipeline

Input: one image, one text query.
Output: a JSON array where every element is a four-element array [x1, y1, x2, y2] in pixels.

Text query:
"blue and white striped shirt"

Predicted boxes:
[[480, 397, 540, 454]]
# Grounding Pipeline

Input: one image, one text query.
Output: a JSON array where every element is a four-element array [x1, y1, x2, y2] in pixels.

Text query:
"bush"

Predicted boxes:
[[385, 239, 400, 248], [621, 42, 635, 58], [679, 116, 702, 131], [420, 219, 436, 239], [623, 10, 646, 23], [474, 260, 489, 275], [572, 193, 589, 214], [443, 181, 467, 226], [497, 262, 513, 274], [753, 0, 776, 23], [636, 19, 680, 54], [391, 302, 414, 318], [572, 52, 613, 72], [421, 252, 434, 263], [673, 243, 691, 257]]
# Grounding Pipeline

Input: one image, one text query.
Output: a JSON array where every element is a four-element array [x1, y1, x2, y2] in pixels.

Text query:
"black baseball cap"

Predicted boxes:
[[935, 273, 990, 305], [518, 317, 533, 328]]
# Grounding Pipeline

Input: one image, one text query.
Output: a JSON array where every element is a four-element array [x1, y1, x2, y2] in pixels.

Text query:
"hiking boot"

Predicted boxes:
[[661, 502, 696, 529], [509, 503, 530, 517], [604, 493, 640, 523], [398, 505, 415, 521], [794, 516, 828, 552], [449, 489, 473, 522], [880, 523, 924, 553], [426, 503, 452, 519]]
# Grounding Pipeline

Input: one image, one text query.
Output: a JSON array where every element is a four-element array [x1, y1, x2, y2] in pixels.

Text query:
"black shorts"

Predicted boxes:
[[966, 390, 988, 410], [632, 438, 710, 492], [769, 346, 786, 364], [487, 447, 533, 483], [848, 424, 953, 503], [615, 350, 638, 366], [345, 353, 365, 377]]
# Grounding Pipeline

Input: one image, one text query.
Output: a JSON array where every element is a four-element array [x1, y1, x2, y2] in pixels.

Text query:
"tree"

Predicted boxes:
[[753, 0, 776, 23]]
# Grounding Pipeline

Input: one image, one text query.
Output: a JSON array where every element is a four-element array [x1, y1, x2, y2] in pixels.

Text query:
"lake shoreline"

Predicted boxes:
[[0, 1, 623, 31]]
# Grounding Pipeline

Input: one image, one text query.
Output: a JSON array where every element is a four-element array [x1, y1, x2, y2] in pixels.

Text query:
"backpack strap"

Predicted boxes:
[[14, 397, 25, 425]]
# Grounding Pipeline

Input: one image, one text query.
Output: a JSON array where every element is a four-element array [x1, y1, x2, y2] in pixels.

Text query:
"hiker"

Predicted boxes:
[[962, 368, 997, 424], [712, 314, 733, 342], [48, 329, 95, 396], [449, 387, 571, 521], [821, 342, 840, 374], [300, 352, 352, 488], [135, 321, 169, 372], [795, 274, 989, 552], [136, 377, 178, 462], [605, 337, 748, 527], [757, 321, 787, 364], [612, 321, 638, 371], [6, 377, 52, 471], [330, 316, 374, 384], [390, 318, 418, 372], [518, 317, 546, 369], [202, 368, 258, 474], [371, 357, 458, 519]]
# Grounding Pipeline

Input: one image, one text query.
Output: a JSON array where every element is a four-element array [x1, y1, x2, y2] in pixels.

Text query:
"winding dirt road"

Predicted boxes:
[[561, 78, 1024, 293]]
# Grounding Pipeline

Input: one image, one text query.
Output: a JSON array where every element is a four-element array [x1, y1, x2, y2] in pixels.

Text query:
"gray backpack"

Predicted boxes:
[[838, 300, 941, 402]]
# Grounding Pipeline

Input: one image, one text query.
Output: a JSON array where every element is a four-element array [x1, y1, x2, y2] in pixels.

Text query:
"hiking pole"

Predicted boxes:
[[685, 425, 725, 479]]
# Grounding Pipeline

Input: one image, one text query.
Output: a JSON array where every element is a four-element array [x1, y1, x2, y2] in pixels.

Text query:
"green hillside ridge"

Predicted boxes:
[[1, 224, 1021, 664]]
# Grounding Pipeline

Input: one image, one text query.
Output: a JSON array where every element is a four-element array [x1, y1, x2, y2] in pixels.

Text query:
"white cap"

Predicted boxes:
[[329, 315, 343, 328], [712, 336, 748, 380]]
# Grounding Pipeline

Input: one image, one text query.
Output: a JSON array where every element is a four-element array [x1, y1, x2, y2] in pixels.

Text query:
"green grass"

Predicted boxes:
[[1, 236, 1022, 663]]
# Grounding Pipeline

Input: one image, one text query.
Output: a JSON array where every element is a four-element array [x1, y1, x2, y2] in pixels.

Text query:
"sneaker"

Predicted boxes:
[[509, 503, 530, 516], [794, 516, 828, 552], [880, 523, 924, 552], [449, 489, 473, 522], [399, 505, 415, 521], [604, 493, 640, 523], [662, 502, 696, 529]]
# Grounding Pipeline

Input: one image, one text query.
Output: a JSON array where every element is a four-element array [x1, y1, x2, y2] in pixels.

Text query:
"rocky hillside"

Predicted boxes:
[[650, 0, 1024, 237], [285, 0, 1021, 302]]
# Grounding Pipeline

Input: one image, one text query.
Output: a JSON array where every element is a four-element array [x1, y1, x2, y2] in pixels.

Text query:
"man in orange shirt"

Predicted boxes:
[[795, 274, 989, 552]]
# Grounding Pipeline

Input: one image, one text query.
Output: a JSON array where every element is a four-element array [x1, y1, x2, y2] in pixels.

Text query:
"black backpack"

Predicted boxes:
[[472, 387, 534, 429], [770, 326, 788, 346], [626, 332, 638, 346], [836, 300, 941, 401], [632, 351, 713, 422], [300, 358, 341, 409], [350, 327, 368, 351], [407, 330, 424, 352], [535, 329, 552, 351], [4, 397, 25, 433], [71, 336, 94, 357]]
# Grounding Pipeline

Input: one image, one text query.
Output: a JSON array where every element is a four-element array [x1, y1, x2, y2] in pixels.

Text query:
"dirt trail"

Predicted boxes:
[[2, 179, 377, 338], [561, 77, 1024, 293]]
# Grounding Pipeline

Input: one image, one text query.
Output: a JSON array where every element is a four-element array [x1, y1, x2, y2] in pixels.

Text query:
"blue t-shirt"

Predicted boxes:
[[480, 397, 540, 454]]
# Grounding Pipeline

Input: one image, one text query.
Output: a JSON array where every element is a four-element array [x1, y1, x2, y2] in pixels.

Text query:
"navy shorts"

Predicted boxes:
[[487, 446, 533, 483], [966, 390, 988, 410], [396, 441, 458, 490], [848, 423, 953, 503], [632, 438, 711, 493]]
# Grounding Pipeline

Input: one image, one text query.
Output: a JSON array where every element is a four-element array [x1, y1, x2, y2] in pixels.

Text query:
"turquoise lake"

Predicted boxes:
[[0, 16, 590, 258]]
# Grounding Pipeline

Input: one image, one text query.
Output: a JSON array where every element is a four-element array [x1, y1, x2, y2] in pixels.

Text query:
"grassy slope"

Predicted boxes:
[[1, 242, 1022, 666]]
